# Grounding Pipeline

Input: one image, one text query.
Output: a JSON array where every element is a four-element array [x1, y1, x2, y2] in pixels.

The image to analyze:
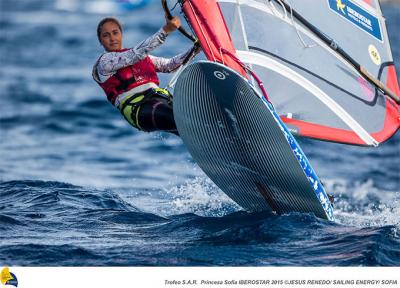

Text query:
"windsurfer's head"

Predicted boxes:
[[97, 17, 123, 52]]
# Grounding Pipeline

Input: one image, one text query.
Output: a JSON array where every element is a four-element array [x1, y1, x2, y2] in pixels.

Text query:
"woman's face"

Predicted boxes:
[[99, 21, 123, 51]]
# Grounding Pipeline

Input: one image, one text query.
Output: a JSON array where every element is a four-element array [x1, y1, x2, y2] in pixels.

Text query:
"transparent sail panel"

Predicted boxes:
[[216, 0, 399, 145]]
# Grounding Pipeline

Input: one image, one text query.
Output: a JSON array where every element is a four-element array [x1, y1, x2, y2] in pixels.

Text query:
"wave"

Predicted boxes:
[[0, 180, 399, 266]]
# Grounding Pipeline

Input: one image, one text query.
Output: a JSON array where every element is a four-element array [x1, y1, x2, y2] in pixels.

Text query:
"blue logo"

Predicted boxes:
[[0, 267, 18, 287], [328, 0, 382, 41]]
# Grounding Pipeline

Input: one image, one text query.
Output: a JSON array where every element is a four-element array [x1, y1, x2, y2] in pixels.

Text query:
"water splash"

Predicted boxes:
[[161, 176, 241, 217], [326, 178, 400, 230]]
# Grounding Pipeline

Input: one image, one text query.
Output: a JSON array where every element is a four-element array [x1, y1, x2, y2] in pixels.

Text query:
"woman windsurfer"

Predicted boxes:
[[93, 16, 200, 134]]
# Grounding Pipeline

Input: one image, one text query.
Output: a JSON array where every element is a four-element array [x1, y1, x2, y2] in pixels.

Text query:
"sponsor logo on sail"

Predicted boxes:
[[368, 44, 381, 66], [328, 0, 382, 41]]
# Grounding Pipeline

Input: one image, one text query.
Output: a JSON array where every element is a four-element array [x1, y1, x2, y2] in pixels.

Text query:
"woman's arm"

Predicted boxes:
[[150, 45, 200, 73], [97, 28, 169, 77]]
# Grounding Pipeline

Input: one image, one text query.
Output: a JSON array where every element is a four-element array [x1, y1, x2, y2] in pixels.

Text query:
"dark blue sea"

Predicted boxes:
[[0, 0, 399, 266]]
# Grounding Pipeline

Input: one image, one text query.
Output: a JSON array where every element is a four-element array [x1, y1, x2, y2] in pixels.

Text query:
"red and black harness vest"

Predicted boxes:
[[93, 49, 160, 105]]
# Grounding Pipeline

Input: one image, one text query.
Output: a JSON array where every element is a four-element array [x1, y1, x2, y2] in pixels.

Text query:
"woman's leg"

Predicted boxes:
[[137, 97, 178, 135]]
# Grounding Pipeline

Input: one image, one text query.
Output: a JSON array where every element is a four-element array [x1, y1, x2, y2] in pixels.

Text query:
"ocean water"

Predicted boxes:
[[0, 0, 399, 266]]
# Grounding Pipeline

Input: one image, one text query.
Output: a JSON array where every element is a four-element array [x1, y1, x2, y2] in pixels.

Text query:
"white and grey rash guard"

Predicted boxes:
[[95, 27, 194, 84]]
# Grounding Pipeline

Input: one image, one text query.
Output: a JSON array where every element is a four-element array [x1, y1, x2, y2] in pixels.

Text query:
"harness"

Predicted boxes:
[[93, 52, 159, 105], [118, 88, 172, 130]]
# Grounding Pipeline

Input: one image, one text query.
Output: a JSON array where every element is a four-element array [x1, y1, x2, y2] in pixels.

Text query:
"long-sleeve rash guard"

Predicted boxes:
[[95, 28, 193, 84]]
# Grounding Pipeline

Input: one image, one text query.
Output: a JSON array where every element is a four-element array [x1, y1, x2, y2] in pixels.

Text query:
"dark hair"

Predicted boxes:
[[97, 17, 123, 42]]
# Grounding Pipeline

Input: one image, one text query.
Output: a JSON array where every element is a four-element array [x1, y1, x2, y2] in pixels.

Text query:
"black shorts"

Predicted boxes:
[[119, 88, 178, 135]]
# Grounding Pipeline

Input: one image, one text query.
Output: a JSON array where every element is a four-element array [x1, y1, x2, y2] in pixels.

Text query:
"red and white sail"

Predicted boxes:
[[180, 0, 400, 146]]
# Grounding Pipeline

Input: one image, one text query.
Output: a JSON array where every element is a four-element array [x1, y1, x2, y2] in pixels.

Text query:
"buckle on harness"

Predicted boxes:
[[152, 88, 172, 101]]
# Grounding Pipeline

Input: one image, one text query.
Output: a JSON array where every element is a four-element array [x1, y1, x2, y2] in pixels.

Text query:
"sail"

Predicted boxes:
[[180, 0, 400, 146], [181, 0, 247, 76]]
